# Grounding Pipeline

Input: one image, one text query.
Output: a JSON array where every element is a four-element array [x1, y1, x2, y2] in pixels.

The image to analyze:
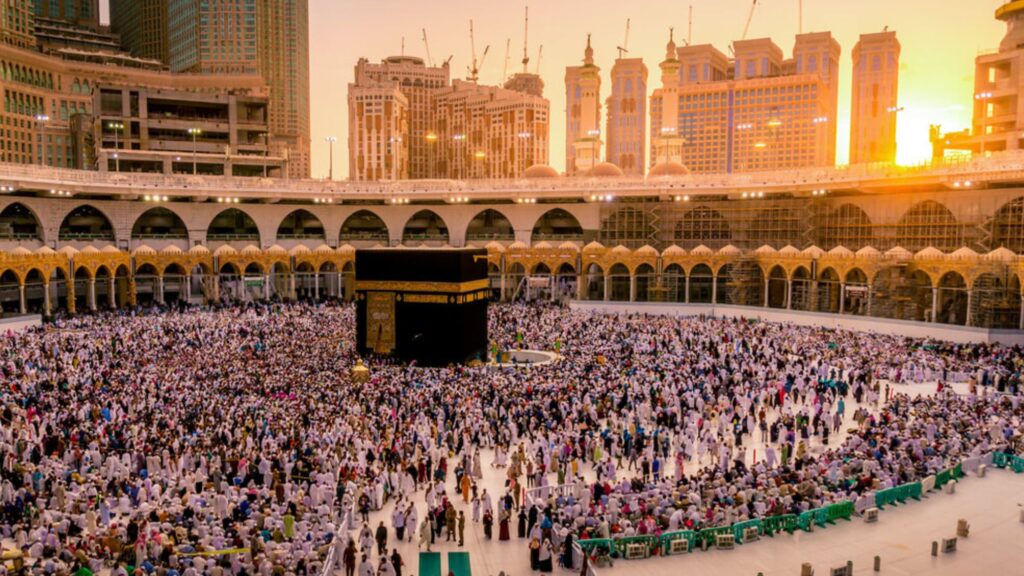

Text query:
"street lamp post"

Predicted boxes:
[[188, 128, 202, 175], [107, 121, 124, 172], [325, 136, 338, 180], [35, 115, 50, 167]]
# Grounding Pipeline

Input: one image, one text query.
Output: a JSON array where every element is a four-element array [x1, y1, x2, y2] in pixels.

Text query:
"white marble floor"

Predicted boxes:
[[342, 381, 1024, 576]]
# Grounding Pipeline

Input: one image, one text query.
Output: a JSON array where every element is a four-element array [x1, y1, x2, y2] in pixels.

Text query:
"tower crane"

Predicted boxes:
[[687, 5, 693, 46], [616, 18, 630, 59], [502, 38, 511, 82], [535, 44, 543, 75], [467, 20, 490, 82], [742, 0, 759, 41], [521, 5, 530, 74], [421, 29, 434, 67]]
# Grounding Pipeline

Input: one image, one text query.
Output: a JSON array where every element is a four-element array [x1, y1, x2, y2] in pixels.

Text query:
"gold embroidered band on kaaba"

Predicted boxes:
[[355, 279, 490, 294]]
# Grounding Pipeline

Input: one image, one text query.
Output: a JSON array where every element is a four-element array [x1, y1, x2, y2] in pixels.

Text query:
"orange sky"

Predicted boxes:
[[108, 1, 1011, 179]]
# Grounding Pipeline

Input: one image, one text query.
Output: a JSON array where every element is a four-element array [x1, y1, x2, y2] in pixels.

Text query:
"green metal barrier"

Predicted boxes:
[[993, 452, 1010, 468], [659, 530, 696, 554], [577, 538, 615, 554], [797, 510, 814, 531], [761, 514, 798, 536], [900, 482, 923, 501], [1012, 455, 1024, 473], [731, 519, 762, 543], [826, 501, 854, 523], [935, 469, 952, 488], [612, 536, 659, 559], [697, 526, 733, 547]]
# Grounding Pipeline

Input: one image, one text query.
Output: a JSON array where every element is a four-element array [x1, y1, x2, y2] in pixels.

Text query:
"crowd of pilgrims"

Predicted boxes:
[[0, 300, 1021, 576]]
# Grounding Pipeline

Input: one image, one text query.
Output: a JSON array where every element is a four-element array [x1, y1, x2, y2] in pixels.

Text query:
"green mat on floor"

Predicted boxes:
[[448, 551, 471, 576], [419, 552, 441, 576]]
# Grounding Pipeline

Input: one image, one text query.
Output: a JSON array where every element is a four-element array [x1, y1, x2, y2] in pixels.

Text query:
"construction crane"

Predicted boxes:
[[521, 5, 530, 74], [535, 44, 543, 75], [741, 0, 759, 41], [421, 29, 434, 67], [687, 5, 693, 46], [502, 38, 511, 83], [467, 20, 490, 82], [616, 18, 630, 59]]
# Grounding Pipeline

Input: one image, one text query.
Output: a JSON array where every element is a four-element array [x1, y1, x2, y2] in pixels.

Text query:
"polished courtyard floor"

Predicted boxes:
[[343, 381, 1024, 576]]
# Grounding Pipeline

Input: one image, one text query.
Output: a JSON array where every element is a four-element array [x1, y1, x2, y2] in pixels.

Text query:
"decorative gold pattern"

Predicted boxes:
[[355, 279, 490, 294], [365, 291, 396, 354]]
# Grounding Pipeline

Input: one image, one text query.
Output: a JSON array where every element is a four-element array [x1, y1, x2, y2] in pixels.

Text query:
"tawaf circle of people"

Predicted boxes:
[[0, 300, 1021, 576]]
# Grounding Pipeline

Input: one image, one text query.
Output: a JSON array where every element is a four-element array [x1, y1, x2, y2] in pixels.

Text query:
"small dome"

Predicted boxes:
[[718, 244, 741, 256], [662, 245, 686, 256], [558, 241, 580, 251], [779, 245, 800, 256], [289, 245, 311, 255], [314, 244, 334, 254], [58, 246, 79, 256], [649, 162, 690, 177], [855, 246, 881, 258], [162, 245, 184, 255], [586, 162, 625, 178], [10, 246, 31, 256], [533, 241, 554, 249], [753, 245, 777, 255], [611, 245, 631, 254], [507, 241, 528, 250], [337, 244, 356, 254], [132, 245, 157, 256], [266, 244, 288, 254], [35, 246, 56, 255], [885, 246, 912, 260], [802, 245, 825, 258], [635, 245, 658, 256], [523, 164, 559, 179], [80, 245, 100, 254], [188, 245, 210, 255], [950, 246, 979, 259], [986, 247, 1016, 262], [583, 241, 605, 252], [213, 245, 237, 256], [828, 246, 854, 258], [690, 244, 713, 256], [484, 241, 505, 252], [914, 247, 944, 260], [240, 245, 262, 256], [101, 245, 121, 254]]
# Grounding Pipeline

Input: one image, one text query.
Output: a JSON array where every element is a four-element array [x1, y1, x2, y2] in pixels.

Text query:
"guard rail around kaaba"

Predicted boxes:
[[525, 482, 581, 508], [571, 451, 1024, 573]]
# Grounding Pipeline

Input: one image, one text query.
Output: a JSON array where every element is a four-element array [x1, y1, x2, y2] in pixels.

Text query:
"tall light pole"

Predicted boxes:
[[325, 136, 337, 180], [107, 121, 124, 172], [188, 128, 202, 175], [35, 115, 50, 167]]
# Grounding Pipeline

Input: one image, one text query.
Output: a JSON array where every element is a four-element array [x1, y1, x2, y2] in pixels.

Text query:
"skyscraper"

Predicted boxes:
[[606, 55, 647, 175], [161, 0, 311, 177], [565, 35, 602, 175], [649, 32, 841, 174], [34, 0, 98, 29], [110, 0, 169, 63], [0, 1, 35, 48], [850, 31, 901, 164]]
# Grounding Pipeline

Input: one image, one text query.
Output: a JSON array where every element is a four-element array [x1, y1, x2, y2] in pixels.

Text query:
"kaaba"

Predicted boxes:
[[354, 248, 489, 366]]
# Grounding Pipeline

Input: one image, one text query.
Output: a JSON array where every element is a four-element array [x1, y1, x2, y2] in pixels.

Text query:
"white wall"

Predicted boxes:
[[570, 301, 1024, 345], [0, 315, 42, 333]]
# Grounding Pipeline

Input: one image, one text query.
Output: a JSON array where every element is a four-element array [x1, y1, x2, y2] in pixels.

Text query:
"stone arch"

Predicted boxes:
[[466, 209, 514, 243], [277, 209, 326, 242], [675, 206, 730, 248], [896, 200, 961, 252], [766, 264, 787, 309], [663, 263, 686, 303], [59, 204, 115, 242], [402, 210, 449, 246], [843, 267, 870, 316], [818, 203, 873, 250], [989, 196, 1024, 252], [635, 263, 656, 302], [607, 263, 630, 301], [0, 270, 18, 313], [532, 208, 584, 242], [971, 271, 1021, 329], [207, 208, 261, 243], [132, 207, 188, 241], [340, 209, 389, 244], [816, 267, 841, 314], [689, 263, 714, 303], [599, 207, 654, 249], [936, 270, 968, 326], [0, 202, 42, 241], [791, 265, 812, 311], [583, 262, 604, 300]]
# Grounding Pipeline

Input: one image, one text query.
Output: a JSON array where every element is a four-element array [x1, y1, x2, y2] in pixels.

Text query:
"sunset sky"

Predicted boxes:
[[106, 1, 1010, 179]]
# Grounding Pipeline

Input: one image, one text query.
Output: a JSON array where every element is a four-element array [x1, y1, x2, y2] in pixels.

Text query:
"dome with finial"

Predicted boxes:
[[586, 162, 624, 178], [523, 164, 559, 179], [665, 28, 678, 60], [583, 34, 594, 66]]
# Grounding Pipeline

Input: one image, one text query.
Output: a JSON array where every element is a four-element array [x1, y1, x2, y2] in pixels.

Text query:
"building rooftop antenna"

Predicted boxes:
[[521, 5, 530, 74], [616, 18, 630, 59]]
